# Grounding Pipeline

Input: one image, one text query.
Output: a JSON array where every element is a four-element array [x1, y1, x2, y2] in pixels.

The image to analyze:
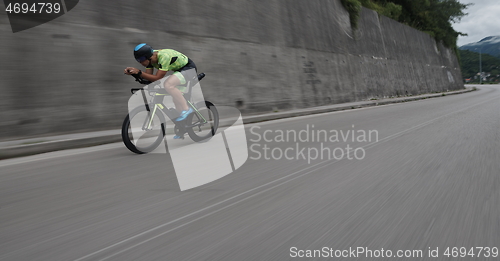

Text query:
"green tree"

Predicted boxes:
[[342, 0, 472, 50]]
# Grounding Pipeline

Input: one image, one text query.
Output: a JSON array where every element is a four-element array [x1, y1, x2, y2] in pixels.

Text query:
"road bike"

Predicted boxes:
[[121, 72, 219, 154]]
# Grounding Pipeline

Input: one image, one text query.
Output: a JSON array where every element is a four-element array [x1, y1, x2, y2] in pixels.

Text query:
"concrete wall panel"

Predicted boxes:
[[0, 0, 464, 140]]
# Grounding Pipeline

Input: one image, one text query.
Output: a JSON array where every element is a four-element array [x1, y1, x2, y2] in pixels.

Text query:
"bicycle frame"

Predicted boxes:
[[123, 72, 217, 153], [139, 89, 209, 131], [128, 72, 211, 134]]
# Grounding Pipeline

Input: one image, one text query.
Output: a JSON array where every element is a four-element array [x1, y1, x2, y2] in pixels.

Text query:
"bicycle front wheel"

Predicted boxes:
[[122, 106, 166, 154], [186, 101, 219, 142]]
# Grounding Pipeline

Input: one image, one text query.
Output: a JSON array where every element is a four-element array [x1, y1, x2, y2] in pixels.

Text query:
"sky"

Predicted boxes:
[[453, 0, 500, 46]]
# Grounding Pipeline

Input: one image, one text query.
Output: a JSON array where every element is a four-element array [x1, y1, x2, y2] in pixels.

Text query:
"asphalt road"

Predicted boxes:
[[0, 85, 499, 261]]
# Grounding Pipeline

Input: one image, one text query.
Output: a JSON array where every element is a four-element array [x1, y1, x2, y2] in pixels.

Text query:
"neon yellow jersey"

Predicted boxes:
[[146, 49, 189, 71]]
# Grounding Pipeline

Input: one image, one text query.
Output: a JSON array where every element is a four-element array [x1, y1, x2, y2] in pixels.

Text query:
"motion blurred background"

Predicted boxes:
[[5, 2, 500, 261], [0, 0, 463, 141]]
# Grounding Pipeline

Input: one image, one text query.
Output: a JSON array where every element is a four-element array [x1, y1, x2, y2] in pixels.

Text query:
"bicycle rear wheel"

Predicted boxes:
[[122, 106, 166, 154], [186, 101, 219, 142]]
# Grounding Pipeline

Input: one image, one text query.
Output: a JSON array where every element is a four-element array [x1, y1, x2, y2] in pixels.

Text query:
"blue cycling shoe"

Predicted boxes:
[[175, 108, 193, 121], [173, 135, 183, 139]]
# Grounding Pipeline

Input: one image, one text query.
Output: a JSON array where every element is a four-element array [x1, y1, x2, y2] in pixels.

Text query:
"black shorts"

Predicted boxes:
[[177, 58, 197, 72], [160, 58, 197, 87], [174, 58, 197, 85]]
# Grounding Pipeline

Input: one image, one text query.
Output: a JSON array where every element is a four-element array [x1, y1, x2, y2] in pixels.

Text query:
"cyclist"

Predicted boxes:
[[124, 43, 197, 125]]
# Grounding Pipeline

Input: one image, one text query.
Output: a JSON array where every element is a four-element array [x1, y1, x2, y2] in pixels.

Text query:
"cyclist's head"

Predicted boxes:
[[134, 43, 153, 63]]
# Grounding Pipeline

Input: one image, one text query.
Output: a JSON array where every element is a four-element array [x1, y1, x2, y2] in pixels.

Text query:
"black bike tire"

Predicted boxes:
[[121, 106, 166, 154], [186, 101, 219, 142]]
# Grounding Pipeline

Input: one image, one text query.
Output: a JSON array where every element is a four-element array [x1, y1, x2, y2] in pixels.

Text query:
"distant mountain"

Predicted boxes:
[[459, 36, 500, 58]]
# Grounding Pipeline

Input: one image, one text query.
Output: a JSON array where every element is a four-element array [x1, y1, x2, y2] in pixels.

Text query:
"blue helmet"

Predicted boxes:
[[134, 43, 153, 62]]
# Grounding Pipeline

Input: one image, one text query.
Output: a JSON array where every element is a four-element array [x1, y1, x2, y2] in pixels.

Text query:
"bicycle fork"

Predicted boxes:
[[141, 104, 155, 131], [142, 104, 166, 137]]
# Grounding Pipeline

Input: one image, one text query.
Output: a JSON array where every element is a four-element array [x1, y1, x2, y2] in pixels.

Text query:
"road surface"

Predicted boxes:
[[0, 85, 499, 260]]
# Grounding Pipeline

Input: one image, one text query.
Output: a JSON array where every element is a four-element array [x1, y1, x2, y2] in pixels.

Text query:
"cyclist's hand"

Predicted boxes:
[[124, 67, 139, 75]]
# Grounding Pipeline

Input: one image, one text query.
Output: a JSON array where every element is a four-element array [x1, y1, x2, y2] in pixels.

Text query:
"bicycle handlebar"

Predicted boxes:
[[128, 72, 153, 85], [130, 88, 143, 94]]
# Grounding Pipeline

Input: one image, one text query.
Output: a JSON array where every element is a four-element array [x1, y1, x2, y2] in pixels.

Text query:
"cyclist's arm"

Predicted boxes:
[[140, 69, 167, 82]]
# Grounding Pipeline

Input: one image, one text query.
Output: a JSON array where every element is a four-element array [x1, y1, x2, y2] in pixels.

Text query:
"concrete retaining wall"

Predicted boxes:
[[0, 0, 464, 140]]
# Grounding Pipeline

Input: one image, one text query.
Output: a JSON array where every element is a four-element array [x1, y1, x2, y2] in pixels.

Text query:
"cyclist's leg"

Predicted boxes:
[[162, 74, 189, 112], [175, 59, 197, 90], [172, 59, 198, 121], [161, 59, 197, 112]]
